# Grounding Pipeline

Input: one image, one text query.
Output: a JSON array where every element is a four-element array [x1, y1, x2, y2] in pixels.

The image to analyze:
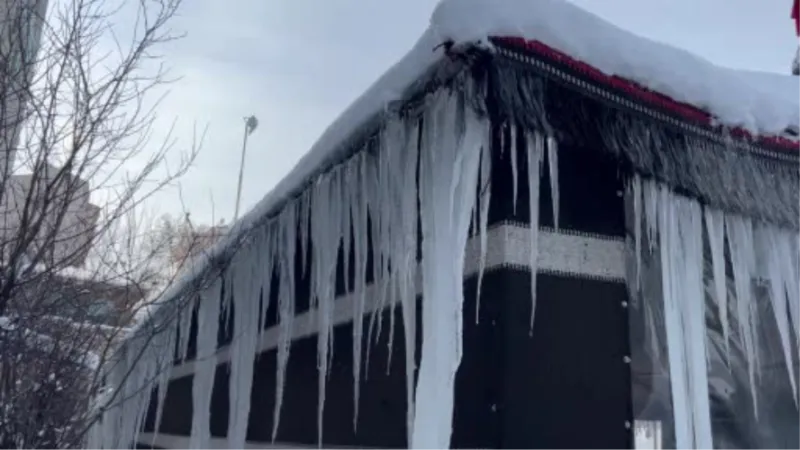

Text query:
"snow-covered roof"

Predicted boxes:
[[141, 0, 798, 330], [431, 0, 798, 137]]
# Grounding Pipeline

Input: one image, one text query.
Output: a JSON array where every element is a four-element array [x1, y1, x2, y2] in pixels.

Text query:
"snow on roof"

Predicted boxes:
[[431, 0, 798, 137], [139, 0, 798, 329]]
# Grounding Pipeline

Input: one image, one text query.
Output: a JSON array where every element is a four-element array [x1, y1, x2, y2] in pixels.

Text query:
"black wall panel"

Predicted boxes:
[[140, 271, 513, 448], [500, 271, 633, 449]]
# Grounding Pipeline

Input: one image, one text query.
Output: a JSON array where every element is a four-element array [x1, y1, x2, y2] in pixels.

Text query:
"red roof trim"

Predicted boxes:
[[494, 36, 800, 153]]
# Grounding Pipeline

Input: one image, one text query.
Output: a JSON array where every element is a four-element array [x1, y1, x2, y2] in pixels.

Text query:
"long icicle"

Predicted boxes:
[[412, 88, 486, 448], [272, 203, 297, 442], [704, 207, 730, 361], [399, 117, 420, 446], [526, 131, 544, 334], [227, 243, 262, 449], [725, 213, 760, 419], [151, 318, 178, 446], [510, 123, 519, 215], [677, 196, 712, 449], [351, 152, 369, 432], [189, 277, 222, 450], [546, 136, 559, 230], [653, 183, 693, 449], [475, 143, 492, 324], [630, 175, 642, 295], [758, 225, 798, 404], [311, 167, 344, 447]]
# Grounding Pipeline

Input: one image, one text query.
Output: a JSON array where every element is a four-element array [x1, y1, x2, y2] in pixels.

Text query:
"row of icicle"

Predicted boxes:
[[631, 176, 799, 449], [86, 85, 561, 449]]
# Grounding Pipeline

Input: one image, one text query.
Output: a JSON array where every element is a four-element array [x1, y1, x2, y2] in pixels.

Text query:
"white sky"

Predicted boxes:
[[133, 0, 798, 226]]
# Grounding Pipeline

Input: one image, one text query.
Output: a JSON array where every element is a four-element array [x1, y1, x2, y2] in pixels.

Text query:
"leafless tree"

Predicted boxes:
[[0, 0, 205, 447]]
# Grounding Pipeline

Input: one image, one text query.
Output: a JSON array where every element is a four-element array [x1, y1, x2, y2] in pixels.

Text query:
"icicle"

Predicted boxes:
[[676, 196, 712, 450], [189, 277, 222, 450], [475, 143, 492, 324], [546, 135, 560, 230], [630, 175, 642, 294], [152, 319, 178, 445], [342, 176, 353, 297], [398, 117, 420, 446], [526, 131, 544, 334], [272, 203, 297, 442], [704, 207, 730, 361], [643, 180, 659, 251], [510, 124, 519, 215], [725, 214, 761, 418], [367, 119, 405, 376], [373, 117, 409, 376], [642, 183, 713, 449], [227, 245, 263, 448], [178, 296, 196, 362], [350, 152, 369, 431], [757, 225, 798, 404], [311, 168, 343, 447], [259, 224, 276, 340], [300, 191, 311, 277], [653, 184, 691, 449], [363, 149, 384, 378], [412, 88, 487, 449]]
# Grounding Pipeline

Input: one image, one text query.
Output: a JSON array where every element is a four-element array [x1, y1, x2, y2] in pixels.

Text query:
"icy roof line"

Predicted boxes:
[[136, 0, 798, 333]]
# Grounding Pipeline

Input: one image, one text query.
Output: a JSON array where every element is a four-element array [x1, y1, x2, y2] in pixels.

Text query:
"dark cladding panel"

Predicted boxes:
[[501, 271, 633, 449], [489, 121, 626, 237], [245, 273, 506, 447], [153, 375, 193, 436]]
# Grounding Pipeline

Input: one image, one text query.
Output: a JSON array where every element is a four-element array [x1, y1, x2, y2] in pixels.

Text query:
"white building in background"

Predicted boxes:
[[0, 164, 100, 268], [0, 0, 49, 179]]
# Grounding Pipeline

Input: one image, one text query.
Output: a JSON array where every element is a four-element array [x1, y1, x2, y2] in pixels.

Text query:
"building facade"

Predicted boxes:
[[0, 164, 100, 268], [92, 2, 799, 449], [0, 0, 49, 179]]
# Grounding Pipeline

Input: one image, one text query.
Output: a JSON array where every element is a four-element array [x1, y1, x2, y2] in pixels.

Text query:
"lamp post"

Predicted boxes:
[[233, 115, 258, 221]]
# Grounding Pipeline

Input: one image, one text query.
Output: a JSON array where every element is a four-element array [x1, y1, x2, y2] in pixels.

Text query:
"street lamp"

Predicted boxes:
[[233, 115, 258, 221]]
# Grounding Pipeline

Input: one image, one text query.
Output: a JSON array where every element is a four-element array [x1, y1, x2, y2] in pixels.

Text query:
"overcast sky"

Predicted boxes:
[[140, 0, 798, 226]]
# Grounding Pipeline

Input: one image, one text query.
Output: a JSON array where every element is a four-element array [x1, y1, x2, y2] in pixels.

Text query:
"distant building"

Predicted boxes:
[[0, 164, 100, 268], [0, 0, 49, 179], [168, 222, 228, 268]]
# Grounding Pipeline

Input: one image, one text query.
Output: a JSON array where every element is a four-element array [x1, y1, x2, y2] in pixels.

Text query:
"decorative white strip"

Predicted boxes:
[[137, 432, 339, 449], [167, 224, 625, 380]]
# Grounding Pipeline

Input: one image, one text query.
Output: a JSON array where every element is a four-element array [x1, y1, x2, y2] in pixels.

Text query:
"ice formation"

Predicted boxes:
[[704, 208, 729, 361], [350, 153, 369, 431], [635, 175, 800, 446], [526, 131, 545, 332], [189, 279, 222, 450], [546, 137, 559, 230], [725, 214, 761, 415], [474, 139, 492, 324], [272, 203, 298, 442], [412, 88, 488, 449], [310, 164, 344, 446], [510, 125, 519, 215], [227, 243, 263, 449], [641, 180, 712, 449]]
